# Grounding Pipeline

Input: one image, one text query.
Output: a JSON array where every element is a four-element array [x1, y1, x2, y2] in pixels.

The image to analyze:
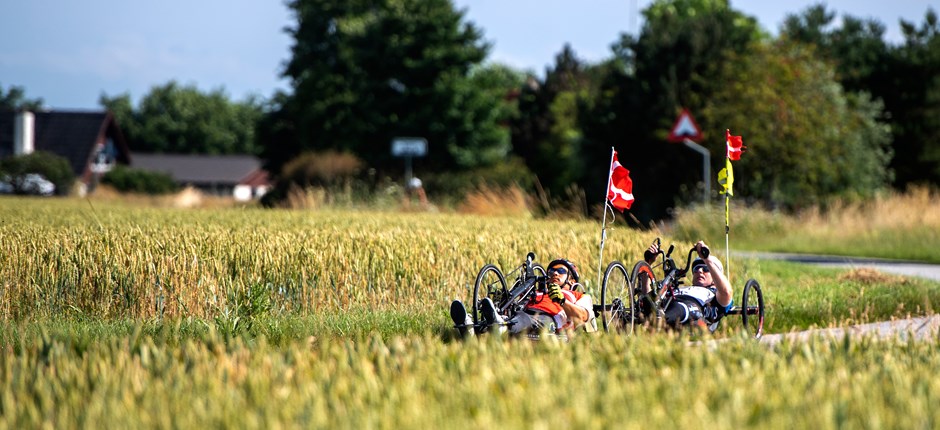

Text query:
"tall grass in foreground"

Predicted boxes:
[[672, 187, 940, 262], [0, 331, 937, 429]]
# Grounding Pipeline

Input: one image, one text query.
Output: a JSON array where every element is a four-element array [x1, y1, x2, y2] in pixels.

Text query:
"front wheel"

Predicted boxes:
[[630, 260, 658, 323], [472, 264, 508, 334], [601, 261, 635, 334], [741, 279, 765, 339]]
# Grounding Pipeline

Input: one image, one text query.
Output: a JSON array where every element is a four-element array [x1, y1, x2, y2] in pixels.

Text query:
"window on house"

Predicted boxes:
[[90, 139, 117, 173]]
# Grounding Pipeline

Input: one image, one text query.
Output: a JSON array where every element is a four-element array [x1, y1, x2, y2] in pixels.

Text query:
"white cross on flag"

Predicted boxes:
[[726, 129, 745, 160], [607, 150, 634, 212]]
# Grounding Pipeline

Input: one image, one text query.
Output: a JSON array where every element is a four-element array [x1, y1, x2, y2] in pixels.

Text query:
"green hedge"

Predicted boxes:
[[101, 165, 179, 195], [0, 151, 74, 196]]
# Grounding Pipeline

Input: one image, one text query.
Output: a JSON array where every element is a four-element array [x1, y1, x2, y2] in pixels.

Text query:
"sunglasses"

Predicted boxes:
[[548, 267, 568, 275], [692, 265, 709, 274]]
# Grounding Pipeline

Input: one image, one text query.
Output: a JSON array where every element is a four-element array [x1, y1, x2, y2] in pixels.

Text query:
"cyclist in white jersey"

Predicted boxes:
[[645, 240, 733, 328]]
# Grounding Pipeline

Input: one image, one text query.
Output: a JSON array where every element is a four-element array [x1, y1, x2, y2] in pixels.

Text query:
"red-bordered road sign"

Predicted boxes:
[[667, 108, 703, 143]]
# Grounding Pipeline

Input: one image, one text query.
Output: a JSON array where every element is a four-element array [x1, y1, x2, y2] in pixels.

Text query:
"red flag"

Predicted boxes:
[[726, 129, 745, 160], [607, 150, 634, 212]]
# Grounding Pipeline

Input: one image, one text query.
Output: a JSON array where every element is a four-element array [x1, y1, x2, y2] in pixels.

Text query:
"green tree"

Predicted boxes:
[[889, 9, 940, 186], [466, 62, 525, 128], [782, 5, 940, 187], [99, 81, 263, 155], [780, 4, 891, 94], [580, 0, 763, 222], [511, 45, 598, 196], [701, 42, 893, 208], [0, 83, 43, 110], [258, 0, 508, 177]]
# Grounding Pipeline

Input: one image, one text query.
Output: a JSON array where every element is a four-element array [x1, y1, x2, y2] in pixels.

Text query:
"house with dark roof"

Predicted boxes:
[[131, 153, 270, 201], [0, 110, 132, 194], [2, 109, 270, 200]]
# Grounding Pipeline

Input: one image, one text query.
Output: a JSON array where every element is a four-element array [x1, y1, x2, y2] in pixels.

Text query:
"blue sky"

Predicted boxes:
[[1, 0, 934, 110]]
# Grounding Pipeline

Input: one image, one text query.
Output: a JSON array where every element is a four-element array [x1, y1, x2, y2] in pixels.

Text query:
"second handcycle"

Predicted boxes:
[[597, 239, 765, 338]]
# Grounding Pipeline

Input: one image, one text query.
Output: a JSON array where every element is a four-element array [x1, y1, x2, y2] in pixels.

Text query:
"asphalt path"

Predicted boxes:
[[731, 251, 940, 344], [734, 251, 940, 282]]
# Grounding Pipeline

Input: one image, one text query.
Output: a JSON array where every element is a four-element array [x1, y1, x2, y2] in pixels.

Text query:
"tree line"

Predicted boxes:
[[3, 0, 937, 220]]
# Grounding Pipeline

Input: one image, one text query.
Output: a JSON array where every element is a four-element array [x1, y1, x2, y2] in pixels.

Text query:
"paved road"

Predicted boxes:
[[735, 251, 940, 282], [732, 251, 940, 344]]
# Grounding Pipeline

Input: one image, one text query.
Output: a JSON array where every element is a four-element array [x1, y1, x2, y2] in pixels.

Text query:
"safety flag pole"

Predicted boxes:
[[724, 158, 732, 281], [596, 147, 616, 290], [599, 148, 636, 290], [718, 129, 745, 282], [718, 157, 733, 281]]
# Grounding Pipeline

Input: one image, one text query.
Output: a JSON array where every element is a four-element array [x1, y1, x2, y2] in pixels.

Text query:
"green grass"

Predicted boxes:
[[725, 259, 939, 332], [671, 189, 940, 263]]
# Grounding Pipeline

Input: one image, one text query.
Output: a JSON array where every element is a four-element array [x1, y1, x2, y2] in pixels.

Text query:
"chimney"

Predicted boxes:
[[13, 111, 35, 155]]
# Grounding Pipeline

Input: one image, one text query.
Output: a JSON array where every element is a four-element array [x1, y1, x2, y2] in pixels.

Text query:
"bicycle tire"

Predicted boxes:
[[601, 261, 634, 334], [472, 264, 508, 334], [741, 278, 765, 339]]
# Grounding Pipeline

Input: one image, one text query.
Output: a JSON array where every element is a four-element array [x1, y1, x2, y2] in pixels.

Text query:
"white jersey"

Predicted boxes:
[[675, 286, 716, 307]]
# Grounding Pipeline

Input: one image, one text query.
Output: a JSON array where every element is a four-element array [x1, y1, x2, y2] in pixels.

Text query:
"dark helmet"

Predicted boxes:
[[547, 258, 580, 282]]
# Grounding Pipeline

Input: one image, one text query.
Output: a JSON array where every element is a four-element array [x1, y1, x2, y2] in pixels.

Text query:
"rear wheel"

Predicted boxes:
[[601, 261, 634, 334], [741, 279, 765, 339], [472, 264, 508, 334]]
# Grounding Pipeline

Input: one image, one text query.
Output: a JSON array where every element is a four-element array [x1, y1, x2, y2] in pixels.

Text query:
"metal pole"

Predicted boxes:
[[596, 147, 616, 291], [405, 156, 413, 184], [683, 138, 710, 204], [725, 193, 731, 283]]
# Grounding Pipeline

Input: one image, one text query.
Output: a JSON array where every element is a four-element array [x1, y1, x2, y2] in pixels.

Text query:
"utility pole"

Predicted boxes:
[[667, 108, 710, 205], [683, 138, 710, 204]]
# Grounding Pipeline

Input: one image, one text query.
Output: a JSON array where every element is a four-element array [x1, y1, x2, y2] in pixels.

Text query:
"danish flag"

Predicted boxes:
[[607, 150, 634, 212], [726, 129, 745, 161]]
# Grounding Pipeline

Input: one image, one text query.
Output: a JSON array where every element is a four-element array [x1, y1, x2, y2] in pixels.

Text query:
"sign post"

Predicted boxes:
[[667, 109, 709, 204], [391, 137, 428, 184]]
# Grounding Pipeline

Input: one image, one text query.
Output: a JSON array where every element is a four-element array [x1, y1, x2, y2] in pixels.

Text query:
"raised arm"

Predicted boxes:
[[696, 240, 732, 307]]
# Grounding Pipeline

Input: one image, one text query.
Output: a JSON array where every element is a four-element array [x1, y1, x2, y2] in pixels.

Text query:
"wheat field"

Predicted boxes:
[[3, 196, 940, 428], [0, 198, 655, 322]]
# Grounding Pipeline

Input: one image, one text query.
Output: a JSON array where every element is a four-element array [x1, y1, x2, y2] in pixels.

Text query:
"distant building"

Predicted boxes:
[[0, 109, 132, 194], [1, 109, 270, 200], [131, 153, 270, 201]]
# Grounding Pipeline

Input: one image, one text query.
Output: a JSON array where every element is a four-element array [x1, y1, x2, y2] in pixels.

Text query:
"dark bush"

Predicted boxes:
[[101, 165, 179, 195], [0, 151, 74, 196]]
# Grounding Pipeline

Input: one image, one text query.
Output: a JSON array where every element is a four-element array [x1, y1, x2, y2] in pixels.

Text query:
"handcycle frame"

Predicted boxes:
[[597, 239, 765, 338], [463, 252, 591, 336], [463, 252, 550, 334]]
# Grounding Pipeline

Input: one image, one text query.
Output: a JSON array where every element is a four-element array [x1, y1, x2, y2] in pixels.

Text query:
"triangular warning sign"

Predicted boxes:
[[667, 108, 702, 143]]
